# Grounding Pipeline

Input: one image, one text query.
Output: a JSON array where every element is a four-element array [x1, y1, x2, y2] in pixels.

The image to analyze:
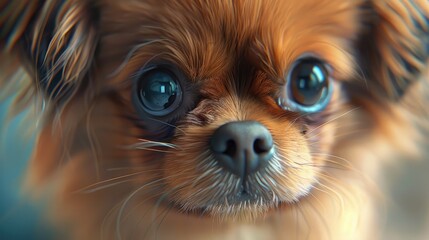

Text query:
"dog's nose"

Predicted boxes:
[[210, 121, 274, 178]]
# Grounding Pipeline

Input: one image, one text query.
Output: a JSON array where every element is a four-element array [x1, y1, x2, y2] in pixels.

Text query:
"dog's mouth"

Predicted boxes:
[[168, 177, 307, 220], [171, 193, 289, 220]]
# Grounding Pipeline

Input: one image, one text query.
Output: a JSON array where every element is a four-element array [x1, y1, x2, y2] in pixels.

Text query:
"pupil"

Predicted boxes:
[[140, 72, 178, 111], [291, 61, 328, 106]]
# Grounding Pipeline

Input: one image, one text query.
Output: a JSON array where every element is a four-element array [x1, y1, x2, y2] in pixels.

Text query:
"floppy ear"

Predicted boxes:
[[0, 0, 99, 102], [357, 0, 429, 100]]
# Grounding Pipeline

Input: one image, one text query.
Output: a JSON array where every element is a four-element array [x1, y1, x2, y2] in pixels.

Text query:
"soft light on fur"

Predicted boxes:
[[1, 0, 428, 239]]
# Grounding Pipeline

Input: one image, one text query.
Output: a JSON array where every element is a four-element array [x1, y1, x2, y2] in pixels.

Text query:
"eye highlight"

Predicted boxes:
[[278, 57, 333, 113], [132, 63, 198, 138], [134, 66, 182, 117]]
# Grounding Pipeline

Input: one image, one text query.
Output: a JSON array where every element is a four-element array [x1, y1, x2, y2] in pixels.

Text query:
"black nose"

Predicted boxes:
[[210, 121, 274, 178]]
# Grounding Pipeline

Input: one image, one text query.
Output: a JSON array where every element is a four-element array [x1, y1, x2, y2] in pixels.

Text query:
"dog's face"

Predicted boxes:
[[2, 0, 428, 238], [74, 0, 359, 218]]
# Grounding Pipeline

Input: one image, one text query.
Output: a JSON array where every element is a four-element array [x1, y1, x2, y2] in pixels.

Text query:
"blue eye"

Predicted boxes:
[[136, 68, 182, 116], [279, 57, 332, 113]]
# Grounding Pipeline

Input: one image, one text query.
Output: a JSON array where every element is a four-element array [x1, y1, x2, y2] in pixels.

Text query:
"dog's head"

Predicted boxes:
[[1, 0, 428, 234]]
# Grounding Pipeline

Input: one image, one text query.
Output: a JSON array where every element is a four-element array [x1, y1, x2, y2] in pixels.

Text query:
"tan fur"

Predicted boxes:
[[1, 0, 428, 239]]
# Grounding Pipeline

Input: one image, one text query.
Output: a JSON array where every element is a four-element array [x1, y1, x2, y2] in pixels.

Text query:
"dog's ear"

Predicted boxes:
[[357, 0, 429, 100], [1, 0, 99, 102]]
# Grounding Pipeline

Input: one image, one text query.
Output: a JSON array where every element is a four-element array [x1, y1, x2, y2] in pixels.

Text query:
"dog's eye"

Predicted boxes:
[[132, 64, 196, 138], [278, 57, 332, 113], [290, 59, 329, 106], [135, 68, 182, 116]]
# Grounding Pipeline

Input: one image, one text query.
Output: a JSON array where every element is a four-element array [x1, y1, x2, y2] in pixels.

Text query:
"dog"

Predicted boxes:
[[1, 0, 428, 239]]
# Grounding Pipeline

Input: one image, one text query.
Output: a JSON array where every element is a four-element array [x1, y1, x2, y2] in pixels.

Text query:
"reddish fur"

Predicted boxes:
[[1, 0, 428, 239]]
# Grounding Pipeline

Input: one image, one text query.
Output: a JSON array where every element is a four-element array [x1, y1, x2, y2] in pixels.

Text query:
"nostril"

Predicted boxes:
[[253, 138, 270, 154], [223, 139, 237, 157]]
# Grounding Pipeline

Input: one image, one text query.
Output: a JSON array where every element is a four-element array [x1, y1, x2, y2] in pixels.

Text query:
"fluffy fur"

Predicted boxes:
[[1, 0, 428, 239]]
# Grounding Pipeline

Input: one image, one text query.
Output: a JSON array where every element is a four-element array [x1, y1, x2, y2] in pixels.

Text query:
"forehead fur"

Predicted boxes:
[[100, 0, 363, 85]]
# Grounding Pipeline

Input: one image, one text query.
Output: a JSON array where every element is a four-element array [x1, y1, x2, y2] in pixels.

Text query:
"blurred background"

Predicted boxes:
[[0, 95, 428, 239], [0, 98, 55, 240]]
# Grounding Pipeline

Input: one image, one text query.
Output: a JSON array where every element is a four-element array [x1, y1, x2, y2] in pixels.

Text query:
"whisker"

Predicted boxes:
[[132, 148, 175, 153], [106, 167, 148, 171], [306, 107, 361, 135], [295, 202, 311, 239], [75, 169, 161, 194], [116, 181, 162, 240], [116, 173, 183, 240], [79, 179, 134, 194], [145, 117, 186, 134], [311, 153, 354, 166], [126, 140, 178, 150], [306, 192, 332, 239], [314, 175, 348, 210], [154, 205, 173, 240], [101, 199, 124, 240], [148, 186, 184, 239], [123, 188, 167, 239], [284, 112, 310, 133], [86, 103, 102, 180]]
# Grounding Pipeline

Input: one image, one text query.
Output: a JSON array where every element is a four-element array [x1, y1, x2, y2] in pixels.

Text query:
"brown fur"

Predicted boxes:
[[1, 0, 428, 239]]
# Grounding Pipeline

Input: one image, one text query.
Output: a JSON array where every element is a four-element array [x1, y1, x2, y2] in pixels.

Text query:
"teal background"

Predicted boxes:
[[0, 98, 53, 240]]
